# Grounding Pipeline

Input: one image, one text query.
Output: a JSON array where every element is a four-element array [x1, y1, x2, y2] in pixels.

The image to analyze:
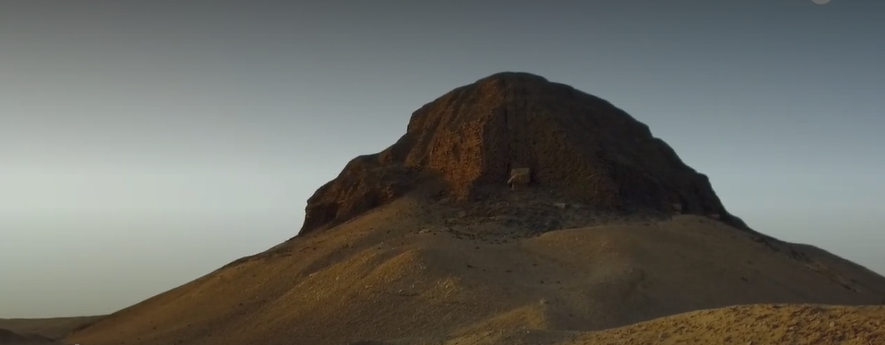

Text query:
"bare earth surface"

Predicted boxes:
[[66, 193, 885, 345]]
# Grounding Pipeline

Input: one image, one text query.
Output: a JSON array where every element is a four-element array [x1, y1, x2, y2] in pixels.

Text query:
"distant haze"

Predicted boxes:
[[1, 0, 883, 318]]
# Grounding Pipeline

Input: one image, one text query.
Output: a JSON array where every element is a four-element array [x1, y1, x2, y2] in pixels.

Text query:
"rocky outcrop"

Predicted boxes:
[[299, 72, 748, 235]]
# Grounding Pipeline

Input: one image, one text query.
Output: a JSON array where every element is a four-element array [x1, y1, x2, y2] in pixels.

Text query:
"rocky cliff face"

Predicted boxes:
[[299, 72, 747, 235]]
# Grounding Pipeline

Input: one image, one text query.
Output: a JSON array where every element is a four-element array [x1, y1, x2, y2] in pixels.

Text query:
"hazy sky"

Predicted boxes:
[[1, 0, 883, 318]]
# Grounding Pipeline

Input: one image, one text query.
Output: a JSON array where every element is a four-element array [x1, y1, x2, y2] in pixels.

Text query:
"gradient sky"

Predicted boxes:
[[1, 0, 883, 318]]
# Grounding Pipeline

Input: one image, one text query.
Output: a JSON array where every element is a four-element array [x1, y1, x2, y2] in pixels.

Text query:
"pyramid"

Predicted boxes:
[[66, 72, 885, 345], [301, 72, 745, 235]]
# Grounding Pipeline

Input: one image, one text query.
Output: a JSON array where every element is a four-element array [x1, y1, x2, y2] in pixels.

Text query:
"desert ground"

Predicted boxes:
[[434, 304, 885, 345]]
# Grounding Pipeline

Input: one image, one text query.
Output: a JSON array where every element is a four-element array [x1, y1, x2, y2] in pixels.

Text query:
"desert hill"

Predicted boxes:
[[67, 72, 885, 345]]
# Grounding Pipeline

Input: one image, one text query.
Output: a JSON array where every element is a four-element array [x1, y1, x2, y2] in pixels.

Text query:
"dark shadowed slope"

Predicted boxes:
[[0, 316, 101, 341], [0, 327, 53, 344]]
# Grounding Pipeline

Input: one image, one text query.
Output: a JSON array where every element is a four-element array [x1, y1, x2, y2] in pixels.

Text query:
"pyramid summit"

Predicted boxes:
[[299, 72, 745, 235]]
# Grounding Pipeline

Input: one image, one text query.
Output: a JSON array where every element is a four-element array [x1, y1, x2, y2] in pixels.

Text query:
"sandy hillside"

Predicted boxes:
[[66, 192, 885, 345]]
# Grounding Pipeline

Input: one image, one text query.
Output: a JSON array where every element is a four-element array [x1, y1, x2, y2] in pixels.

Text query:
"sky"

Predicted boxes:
[[0, 0, 883, 318]]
